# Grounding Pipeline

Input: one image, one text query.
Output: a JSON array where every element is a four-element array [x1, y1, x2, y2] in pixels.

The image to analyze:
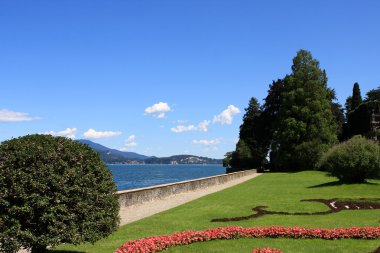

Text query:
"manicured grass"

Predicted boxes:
[[52, 171, 380, 253]]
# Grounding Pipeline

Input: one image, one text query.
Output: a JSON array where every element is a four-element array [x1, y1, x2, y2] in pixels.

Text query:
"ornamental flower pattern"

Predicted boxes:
[[115, 226, 380, 253]]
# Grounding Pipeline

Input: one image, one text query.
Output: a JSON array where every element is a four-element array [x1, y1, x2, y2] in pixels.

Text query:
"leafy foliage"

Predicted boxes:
[[331, 102, 345, 138], [319, 136, 380, 183], [271, 50, 337, 170], [0, 135, 119, 253], [229, 98, 267, 171], [230, 139, 254, 170], [225, 50, 376, 172], [365, 86, 380, 102], [261, 79, 286, 158], [342, 85, 380, 140], [225, 50, 343, 171], [223, 152, 233, 168], [347, 101, 380, 137], [344, 96, 353, 117]]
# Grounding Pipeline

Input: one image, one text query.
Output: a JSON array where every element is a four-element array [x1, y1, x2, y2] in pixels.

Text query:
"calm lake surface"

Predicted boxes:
[[107, 164, 226, 191]]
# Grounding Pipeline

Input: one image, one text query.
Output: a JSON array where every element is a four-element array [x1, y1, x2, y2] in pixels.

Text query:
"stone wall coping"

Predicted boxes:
[[117, 169, 255, 195]]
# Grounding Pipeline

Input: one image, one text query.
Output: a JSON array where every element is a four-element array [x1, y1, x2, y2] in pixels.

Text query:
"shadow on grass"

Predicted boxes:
[[308, 181, 378, 188]]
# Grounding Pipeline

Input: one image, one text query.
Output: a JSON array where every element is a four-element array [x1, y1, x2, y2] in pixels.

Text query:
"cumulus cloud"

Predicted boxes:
[[127, 135, 136, 142], [192, 138, 222, 146], [171, 125, 196, 133], [144, 102, 171, 119], [83, 129, 122, 139], [213, 105, 240, 125], [123, 142, 137, 148], [0, 109, 39, 122], [43, 128, 77, 139], [120, 135, 138, 151], [171, 120, 210, 133], [197, 120, 210, 132]]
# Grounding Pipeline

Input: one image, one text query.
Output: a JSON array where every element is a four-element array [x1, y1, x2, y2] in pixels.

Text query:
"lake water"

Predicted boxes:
[[107, 164, 226, 191]]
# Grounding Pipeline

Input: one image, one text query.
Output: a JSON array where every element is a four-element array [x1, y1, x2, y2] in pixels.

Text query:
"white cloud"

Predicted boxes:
[[120, 135, 138, 151], [83, 128, 122, 139], [123, 142, 137, 148], [171, 120, 210, 133], [213, 105, 240, 125], [127, 135, 136, 142], [144, 102, 171, 119], [43, 128, 77, 139], [198, 120, 210, 132], [192, 138, 222, 146], [171, 124, 197, 133], [0, 109, 39, 122]]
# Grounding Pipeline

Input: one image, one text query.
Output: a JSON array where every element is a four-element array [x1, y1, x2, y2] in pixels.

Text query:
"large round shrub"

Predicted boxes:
[[0, 135, 119, 253], [319, 135, 380, 183]]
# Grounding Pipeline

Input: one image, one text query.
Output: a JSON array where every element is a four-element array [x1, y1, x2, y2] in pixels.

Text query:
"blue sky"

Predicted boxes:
[[1, 0, 379, 159]]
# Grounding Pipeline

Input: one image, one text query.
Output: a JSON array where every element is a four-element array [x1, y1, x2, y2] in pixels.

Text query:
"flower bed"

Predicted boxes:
[[251, 248, 283, 253], [115, 226, 380, 253]]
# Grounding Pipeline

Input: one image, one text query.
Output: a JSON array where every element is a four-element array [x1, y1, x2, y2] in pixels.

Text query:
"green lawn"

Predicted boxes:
[[52, 171, 380, 253]]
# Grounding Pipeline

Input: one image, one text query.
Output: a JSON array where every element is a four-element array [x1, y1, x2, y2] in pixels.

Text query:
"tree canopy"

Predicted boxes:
[[229, 98, 266, 170], [342, 85, 380, 140], [0, 135, 120, 253], [351, 82, 363, 110], [365, 86, 380, 102], [270, 50, 337, 170], [227, 50, 338, 172], [225, 50, 378, 172]]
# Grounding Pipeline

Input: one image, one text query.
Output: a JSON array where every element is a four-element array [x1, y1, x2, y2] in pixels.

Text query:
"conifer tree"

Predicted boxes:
[[229, 98, 265, 170], [271, 50, 337, 170], [351, 82, 363, 110]]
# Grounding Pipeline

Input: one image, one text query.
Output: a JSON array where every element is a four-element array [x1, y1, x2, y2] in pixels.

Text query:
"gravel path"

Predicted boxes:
[[119, 172, 261, 226]]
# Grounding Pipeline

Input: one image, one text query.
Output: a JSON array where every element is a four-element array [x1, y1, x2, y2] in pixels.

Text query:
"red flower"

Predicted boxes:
[[115, 226, 380, 253], [251, 248, 283, 253]]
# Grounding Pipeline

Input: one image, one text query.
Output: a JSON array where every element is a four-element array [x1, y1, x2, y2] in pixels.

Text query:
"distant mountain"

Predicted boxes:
[[145, 155, 222, 164], [77, 139, 148, 163], [77, 140, 222, 164]]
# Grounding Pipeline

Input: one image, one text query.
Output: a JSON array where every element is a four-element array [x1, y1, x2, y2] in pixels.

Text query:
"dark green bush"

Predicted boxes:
[[0, 135, 119, 253], [319, 136, 380, 183]]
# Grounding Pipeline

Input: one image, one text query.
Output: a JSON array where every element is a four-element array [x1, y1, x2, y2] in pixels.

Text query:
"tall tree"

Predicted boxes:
[[328, 88, 345, 138], [239, 97, 261, 145], [229, 139, 253, 170], [346, 85, 380, 139], [271, 50, 337, 170], [260, 79, 286, 167], [230, 97, 265, 170], [344, 96, 353, 118], [351, 82, 363, 110], [331, 102, 345, 138]]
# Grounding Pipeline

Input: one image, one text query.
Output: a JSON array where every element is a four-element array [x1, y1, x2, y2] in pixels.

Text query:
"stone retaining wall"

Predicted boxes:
[[117, 169, 257, 208]]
